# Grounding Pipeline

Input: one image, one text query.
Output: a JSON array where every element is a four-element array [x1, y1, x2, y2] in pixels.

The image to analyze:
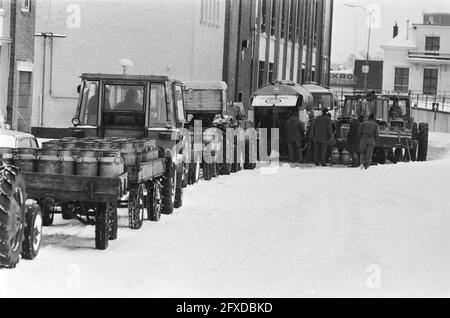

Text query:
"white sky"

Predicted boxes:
[[331, 0, 450, 63]]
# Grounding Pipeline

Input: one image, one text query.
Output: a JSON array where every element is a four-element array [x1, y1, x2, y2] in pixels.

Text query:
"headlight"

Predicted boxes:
[[72, 116, 80, 126]]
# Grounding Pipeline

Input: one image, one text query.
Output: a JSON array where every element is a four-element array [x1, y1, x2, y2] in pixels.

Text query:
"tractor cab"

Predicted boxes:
[[71, 73, 187, 151], [302, 82, 338, 119]]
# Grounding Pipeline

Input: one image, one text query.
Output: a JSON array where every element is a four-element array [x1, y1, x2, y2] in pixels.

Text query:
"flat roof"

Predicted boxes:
[[184, 81, 228, 90], [80, 73, 181, 83]]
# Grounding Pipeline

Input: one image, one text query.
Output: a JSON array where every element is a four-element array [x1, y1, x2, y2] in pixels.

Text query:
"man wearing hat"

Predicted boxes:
[[312, 108, 333, 166], [285, 111, 305, 163]]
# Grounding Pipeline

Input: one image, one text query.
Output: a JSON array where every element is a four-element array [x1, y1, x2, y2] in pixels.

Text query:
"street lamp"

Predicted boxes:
[[343, 3, 373, 93]]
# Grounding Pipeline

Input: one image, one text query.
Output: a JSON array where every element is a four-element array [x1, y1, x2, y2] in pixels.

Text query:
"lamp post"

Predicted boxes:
[[343, 3, 373, 93]]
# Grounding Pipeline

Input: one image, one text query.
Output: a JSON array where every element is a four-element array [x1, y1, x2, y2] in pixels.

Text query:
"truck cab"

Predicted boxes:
[[71, 73, 187, 153]]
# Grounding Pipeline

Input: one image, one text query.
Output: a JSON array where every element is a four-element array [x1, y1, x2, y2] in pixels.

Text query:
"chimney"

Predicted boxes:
[[393, 22, 399, 38]]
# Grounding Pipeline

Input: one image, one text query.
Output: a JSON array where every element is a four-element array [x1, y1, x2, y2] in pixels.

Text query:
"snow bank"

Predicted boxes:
[[1, 133, 450, 297]]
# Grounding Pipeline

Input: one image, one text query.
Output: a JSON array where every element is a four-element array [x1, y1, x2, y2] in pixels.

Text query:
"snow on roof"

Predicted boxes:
[[381, 30, 417, 50]]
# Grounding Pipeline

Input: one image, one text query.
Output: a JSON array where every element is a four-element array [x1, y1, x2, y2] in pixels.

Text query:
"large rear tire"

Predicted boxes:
[[162, 163, 176, 215], [21, 199, 43, 260], [418, 123, 428, 161], [203, 163, 213, 181], [128, 185, 145, 229], [0, 166, 26, 268], [108, 202, 118, 240], [95, 202, 109, 250], [147, 180, 162, 221], [174, 164, 183, 209]]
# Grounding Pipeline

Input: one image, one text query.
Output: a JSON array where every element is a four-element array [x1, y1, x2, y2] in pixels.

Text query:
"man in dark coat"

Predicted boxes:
[[346, 115, 364, 167], [285, 111, 305, 163], [359, 113, 379, 169], [312, 108, 333, 166], [305, 112, 315, 163]]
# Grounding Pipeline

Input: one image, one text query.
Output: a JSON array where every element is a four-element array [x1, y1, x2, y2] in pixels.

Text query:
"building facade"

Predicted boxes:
[[32, 0, 226, 129], [0, 0, 35, 132], [223, 0, 334, 112], [382, 13, 450, 97]]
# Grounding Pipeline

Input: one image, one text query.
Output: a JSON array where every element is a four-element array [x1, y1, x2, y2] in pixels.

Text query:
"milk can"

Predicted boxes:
[[14, 148, 36, 172], [340, 150, 351, 166], [0, 147, 14, 165], [60, 150, 77, 175], [120, 140, 136, 166], [76, 149, 99, 176], [36, 148, 62, 174], [331, 148, 341, 165], [99, 150, 124, 177]]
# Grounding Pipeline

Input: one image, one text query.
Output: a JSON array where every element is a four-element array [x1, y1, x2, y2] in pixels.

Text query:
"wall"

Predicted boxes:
[[32, 0, 225, 128], [412, 108, 450, 133]]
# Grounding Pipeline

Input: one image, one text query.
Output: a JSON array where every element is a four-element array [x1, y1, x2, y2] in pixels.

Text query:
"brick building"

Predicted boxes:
[[223, 0, 334, 112], [0, 0, 35, 131]]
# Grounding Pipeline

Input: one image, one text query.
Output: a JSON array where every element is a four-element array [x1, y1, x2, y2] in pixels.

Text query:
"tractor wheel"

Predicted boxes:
[[174, 164, 183, 209], [394, 148, 403, 163], [212, 162, 219, 178], [188, 160, 201, 185], [161, 164, 176, 215], [418, 123, 429, 161], [0, 166, 26, 268], [220, 162, 232, 175], [95, 202, 110, 250], [147, 179, 162, 221], [41, 198, 54, 226], [128, 185, 145, 229], [181, 163, 189, 188], [410, 140, 418, 162], [203, 163, 213, 181], [108, 202, 118, 240], [21, 199, 43, 260]]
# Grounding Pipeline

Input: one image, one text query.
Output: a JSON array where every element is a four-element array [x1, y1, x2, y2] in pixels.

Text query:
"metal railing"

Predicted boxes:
[[408, 50, 450, 60]]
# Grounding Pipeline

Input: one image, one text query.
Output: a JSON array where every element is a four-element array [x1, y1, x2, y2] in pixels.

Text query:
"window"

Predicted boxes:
[[425, 36, 440, 52], [78, 81, 99, 125], [423, 69, 438, 95], [149, 83, 168, 124], [288, 0, 295, 40], [261, 0, 267, 33], [200, 0, 220, 27], [268, 62, 274, 83], [258, 61, 265, 87], [173, 84, 186, 122], [104, 84, 144, 111], [280, 0, 286, 38], [22, 0, 30, 12], [394, 67, 409, 92], [270, 0, 276, 36]]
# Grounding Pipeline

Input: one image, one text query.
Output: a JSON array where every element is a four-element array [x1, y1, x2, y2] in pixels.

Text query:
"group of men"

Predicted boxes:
[[262, 105, 380, 169], [284, 108, 335, 166]]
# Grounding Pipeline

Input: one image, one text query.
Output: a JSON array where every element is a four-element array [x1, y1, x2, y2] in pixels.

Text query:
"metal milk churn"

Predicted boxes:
[[331, 148, 341, 165], [14, 148, 36, 172], [99, 150, 124, 177], [76, 149, 99, 176], [340, 150, 351, 166], [0, 147, 14, 165], [60, 149, 76, 175], [36, 148, 62, 174], [119, 139, 136, 167]]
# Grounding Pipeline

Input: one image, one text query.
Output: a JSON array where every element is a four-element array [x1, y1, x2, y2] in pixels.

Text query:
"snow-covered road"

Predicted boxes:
[[1, 133, 450, 297]]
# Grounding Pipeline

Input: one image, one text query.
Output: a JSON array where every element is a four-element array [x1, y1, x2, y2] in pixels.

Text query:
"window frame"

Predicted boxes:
[[425, 36, 440, 52], [148, 82, 170, 126], [394, 67, 409, 93], [423, 68, 438, 95]]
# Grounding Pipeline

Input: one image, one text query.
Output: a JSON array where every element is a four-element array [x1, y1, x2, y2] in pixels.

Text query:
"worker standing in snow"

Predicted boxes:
[[305, 112, 315, 163], [359, 113, 379, 169], [312, 108, 333, 166], [347, 115, 364, 167], [285, 111, 305, 163]]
